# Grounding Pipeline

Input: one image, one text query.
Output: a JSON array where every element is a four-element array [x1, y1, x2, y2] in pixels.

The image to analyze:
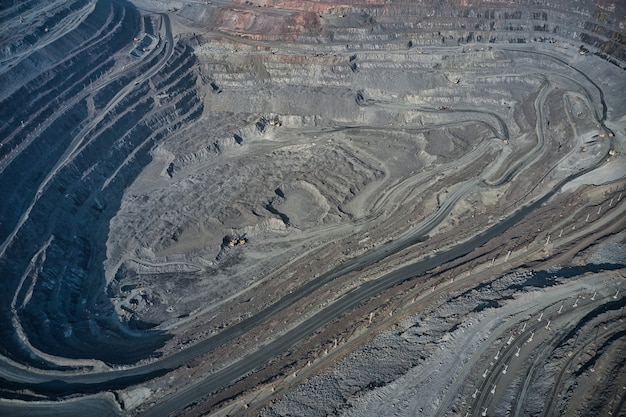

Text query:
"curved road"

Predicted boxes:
[[0, 12, 174, 260], [136, 160, 610, 416], [0, 33, 617, 417]]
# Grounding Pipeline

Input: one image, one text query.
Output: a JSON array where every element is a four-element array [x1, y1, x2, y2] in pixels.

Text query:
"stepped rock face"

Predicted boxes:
[[0, 0, 624, 416], [0, 0, 203, 365]]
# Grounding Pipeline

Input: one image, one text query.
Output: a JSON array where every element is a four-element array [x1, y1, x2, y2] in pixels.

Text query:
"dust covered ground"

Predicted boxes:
[[0, 0, 625, 416]]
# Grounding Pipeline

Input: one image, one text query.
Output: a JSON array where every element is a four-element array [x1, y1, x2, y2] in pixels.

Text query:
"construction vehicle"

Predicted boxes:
[[269, 115, 281, 127]]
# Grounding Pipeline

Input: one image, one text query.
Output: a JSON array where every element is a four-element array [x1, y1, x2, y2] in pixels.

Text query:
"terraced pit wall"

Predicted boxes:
[[0, 0, 623, 380], [0, 0, 204, 366]]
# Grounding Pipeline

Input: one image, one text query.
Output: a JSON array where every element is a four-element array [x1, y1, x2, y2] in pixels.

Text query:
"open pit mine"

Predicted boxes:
[[1, 0, 625, 416]]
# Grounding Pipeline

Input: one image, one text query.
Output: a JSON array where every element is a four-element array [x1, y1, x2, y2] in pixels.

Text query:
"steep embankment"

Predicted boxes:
[[0, 0, 204, 367], [177, 0, 626, 66]]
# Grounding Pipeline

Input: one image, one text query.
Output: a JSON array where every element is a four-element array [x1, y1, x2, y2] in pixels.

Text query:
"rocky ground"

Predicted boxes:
[[0, 0, 625, 416]]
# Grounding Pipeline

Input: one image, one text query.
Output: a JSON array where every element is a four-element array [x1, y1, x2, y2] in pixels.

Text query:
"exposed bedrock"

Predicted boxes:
[[0, 0, 204, 366], [95, 0, 626, 340], [174, 0, 626, 65], [0, 3, 623, 417]]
